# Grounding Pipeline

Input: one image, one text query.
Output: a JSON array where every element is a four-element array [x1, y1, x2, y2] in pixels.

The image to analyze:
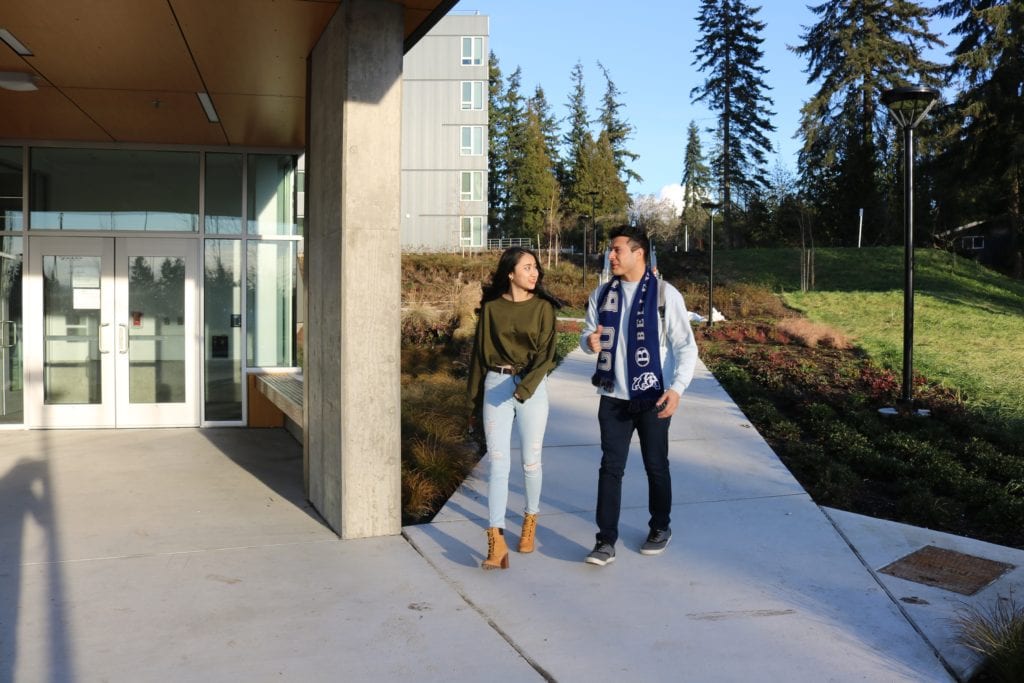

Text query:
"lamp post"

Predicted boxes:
[[880, 85, 939, 417], [701, 201, 720, 328]]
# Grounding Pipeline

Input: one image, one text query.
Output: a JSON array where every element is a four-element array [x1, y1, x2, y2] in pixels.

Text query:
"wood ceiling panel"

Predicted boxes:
[[0, 50, 30, 72], [214, 93, 305, 149], [0, 0, 453, 146], [4, 0, 202, 91], [67, 89, 228, 145], [171, 0, 340, 98], [0, 87, 110, 142]]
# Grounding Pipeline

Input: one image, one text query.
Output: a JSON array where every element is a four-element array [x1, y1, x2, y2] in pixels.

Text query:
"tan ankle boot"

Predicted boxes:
[[482, 527, 509, 570], [518, 513, 537, 553]]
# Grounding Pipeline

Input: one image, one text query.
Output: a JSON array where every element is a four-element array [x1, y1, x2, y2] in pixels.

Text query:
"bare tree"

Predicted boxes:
[[629, 194, 680, 245]]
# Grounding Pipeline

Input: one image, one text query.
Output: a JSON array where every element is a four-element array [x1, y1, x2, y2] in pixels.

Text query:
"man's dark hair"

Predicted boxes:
[[609, 224, 650, 263]]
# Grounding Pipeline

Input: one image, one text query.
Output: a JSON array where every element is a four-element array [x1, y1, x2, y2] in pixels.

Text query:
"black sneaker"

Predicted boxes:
[[640, 528, 672, 556], [585, 541, 616, 566]]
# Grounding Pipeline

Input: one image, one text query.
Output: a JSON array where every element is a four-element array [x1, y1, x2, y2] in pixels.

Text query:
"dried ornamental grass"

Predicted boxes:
[[776, 317, 853, 349], [955, 595, 1024, 682]]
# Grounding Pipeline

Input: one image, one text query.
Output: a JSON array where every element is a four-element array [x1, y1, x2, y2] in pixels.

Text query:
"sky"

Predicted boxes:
[[454, 0, 955, 209]]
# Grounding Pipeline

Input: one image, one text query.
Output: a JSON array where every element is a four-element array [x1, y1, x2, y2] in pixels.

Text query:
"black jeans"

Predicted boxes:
[[595, 396, 672, 546]]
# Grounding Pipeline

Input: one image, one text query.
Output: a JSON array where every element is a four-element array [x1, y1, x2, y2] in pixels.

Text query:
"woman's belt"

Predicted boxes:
[[489, 365, 519, 375]]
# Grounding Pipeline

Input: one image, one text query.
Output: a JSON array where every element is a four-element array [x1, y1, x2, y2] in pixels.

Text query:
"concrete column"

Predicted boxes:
[[305, 0, 403, 538]]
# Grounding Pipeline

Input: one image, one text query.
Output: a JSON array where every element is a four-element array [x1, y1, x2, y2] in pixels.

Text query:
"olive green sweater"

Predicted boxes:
[[467, 295, 558, 410]]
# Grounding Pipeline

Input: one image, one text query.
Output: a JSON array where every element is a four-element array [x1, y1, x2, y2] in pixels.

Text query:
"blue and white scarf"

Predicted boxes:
[[591, 268, 664, 412]]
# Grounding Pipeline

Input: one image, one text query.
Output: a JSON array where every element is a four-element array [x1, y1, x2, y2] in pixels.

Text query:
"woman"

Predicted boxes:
[[467, 246, 562, 570]]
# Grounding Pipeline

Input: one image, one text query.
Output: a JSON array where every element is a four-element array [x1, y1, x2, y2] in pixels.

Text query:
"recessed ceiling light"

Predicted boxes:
[[197, 91, 220, 123], [0, 71, 37, 91], [0, 28, 32, 56]]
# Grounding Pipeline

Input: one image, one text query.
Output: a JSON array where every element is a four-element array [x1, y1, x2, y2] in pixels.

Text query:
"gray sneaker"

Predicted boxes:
[[640, 528, 672, 556], [585, 541, 616, 566]]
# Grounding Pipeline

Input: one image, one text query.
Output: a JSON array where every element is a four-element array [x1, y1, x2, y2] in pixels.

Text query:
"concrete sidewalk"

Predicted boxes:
[[2, 350, 1022, 681]]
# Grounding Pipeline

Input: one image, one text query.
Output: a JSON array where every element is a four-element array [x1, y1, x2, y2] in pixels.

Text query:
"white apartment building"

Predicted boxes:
[[401, 13, 489, 251]]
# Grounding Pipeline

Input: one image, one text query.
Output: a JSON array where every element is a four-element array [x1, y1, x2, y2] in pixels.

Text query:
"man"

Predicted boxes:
[[579, 225, 698, 566]]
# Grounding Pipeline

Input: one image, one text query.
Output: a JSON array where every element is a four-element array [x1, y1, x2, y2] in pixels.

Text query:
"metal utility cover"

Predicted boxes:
[[879, 545, 1015, 596]]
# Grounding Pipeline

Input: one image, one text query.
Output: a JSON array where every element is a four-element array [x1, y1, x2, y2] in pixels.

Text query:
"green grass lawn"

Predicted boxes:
[[716, 247, 1024, 426]]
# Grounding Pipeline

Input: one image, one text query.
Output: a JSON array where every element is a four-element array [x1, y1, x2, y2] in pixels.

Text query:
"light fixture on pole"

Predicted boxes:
[[879, 85, 939, 417], [701, 200, 720, 328]]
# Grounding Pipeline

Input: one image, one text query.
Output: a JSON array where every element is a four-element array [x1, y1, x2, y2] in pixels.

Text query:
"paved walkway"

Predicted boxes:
[[2, 349, 1022, 681]]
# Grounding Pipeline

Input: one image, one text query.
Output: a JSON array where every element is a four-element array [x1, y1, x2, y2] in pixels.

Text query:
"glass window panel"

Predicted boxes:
[[43, 255, 102, 404], [30, 148, 199, 231], [205, 240, 242, 420], [205, 153, 242, 235], [0, 146, 23, 231], [461, 171, 483, 201], [247, 154, 297, 236], [460, 127, 483, 156], [460, 216, 484, 247], [246, 241, 295, 367], [1, 236, 23, 423], [126, 254, 186, 404], [460, 81, 483, 110], [461, 36, 482, 65]]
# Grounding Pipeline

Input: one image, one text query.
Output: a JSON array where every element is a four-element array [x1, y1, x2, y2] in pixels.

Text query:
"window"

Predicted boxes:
[[460, 126, 484, 156], [205, 153, 242, 234], [461, 81, 484, 110], [204, 239, 242, 420], [460, 171, 483, 201], [247, 154, 297, 236], [0, 146, 23, 231], [246, 241, 296, 367], [461, 36, 483, 65], [461, 216, 484, 247], [29, 148, 199, 231]]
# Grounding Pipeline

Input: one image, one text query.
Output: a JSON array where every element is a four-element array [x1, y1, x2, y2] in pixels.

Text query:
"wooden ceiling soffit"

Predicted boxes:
[[0, 87, 111, 142], [10, 0, 202, 92], [171, 0, 340, 98], [65, 88, 228, 146], [214, 93, 305, 149]]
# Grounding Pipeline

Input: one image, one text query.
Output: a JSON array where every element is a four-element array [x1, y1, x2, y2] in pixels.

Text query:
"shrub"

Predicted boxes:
[[401, 303, 454, 344]]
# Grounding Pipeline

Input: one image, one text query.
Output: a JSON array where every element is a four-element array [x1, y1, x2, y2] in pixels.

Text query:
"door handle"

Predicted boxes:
[[99, 322, 110, 354], [118, 324, 128, 354]]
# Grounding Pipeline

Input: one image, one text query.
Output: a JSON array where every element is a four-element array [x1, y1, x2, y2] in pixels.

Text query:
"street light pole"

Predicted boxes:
[[701, 201, 720, 328], [880, 85, 939, 417]]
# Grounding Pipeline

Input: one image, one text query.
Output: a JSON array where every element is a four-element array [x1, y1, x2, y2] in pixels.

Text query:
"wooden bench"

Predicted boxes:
[[248, 373, 303, 434]]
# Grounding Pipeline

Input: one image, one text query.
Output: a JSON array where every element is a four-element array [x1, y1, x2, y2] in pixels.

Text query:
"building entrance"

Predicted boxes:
[[25, 237, 198, 428]]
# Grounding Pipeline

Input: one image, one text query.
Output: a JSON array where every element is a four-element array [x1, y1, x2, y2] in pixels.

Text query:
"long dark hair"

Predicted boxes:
[[480, 246, 563, 309]]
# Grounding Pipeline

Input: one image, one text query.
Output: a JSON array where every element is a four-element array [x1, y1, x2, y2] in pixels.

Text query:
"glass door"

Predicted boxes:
[[115, 238, 196, 426], [25, 237, 197, 428], [1, 237, 23, 424]]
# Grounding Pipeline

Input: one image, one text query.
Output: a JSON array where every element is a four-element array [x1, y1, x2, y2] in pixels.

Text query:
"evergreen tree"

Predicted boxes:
[[496, 66, 527, 237], [572, 130, 629, 242], [691, 0, 777, 246], [561, 61, 590, 210], [510, 104, 560, 242], [792, 0, 943, 244], [528, 86, 561, 169], [487, 52, 509, 236], [681, 121, 712, 248], [597, 62, 642, 186], [933, 0, 1024, 274]]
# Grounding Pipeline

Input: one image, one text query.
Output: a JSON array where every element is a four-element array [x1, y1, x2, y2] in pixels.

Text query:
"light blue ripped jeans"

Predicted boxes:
[[482, 371, 549, 529]]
